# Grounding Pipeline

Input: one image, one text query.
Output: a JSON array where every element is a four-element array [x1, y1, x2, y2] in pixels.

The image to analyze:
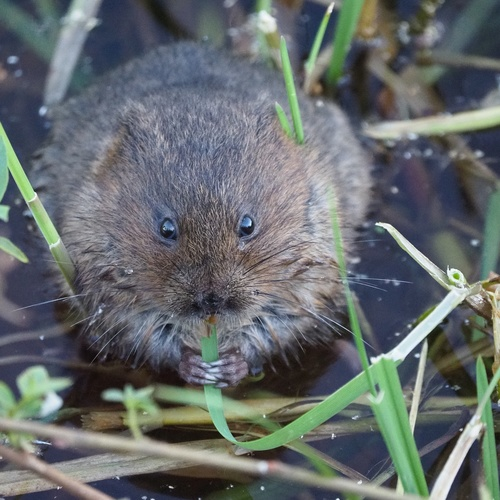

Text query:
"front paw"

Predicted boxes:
[[178, 349, 251, 388]]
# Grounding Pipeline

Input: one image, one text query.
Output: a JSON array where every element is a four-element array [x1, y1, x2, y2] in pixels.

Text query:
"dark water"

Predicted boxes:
[[0, 1, 498, 498]]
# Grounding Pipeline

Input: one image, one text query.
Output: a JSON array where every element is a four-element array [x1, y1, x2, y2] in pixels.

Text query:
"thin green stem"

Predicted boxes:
[[305, 3, 334, 77], [275, 102, 293, 139], [0, 122, 76, 289], [326, 0, 364, 86], [279, 36, 304, 144]]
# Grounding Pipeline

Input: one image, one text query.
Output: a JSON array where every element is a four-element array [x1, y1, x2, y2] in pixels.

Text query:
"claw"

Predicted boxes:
[[179, 348, 250, 387]]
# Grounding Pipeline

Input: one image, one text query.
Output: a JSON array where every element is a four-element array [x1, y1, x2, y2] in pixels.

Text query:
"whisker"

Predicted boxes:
[[12, 294, 86, 312]]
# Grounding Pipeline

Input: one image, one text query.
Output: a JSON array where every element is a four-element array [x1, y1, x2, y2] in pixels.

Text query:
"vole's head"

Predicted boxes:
[[68, 93, 340, 362]]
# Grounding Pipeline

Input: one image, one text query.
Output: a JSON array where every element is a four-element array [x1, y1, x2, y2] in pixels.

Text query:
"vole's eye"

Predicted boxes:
[[238, 215, 255, 238], [160, 218, 177, 240]]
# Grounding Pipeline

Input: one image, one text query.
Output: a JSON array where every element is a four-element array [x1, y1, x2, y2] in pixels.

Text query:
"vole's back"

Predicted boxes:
[[36, 42, 369, 226]]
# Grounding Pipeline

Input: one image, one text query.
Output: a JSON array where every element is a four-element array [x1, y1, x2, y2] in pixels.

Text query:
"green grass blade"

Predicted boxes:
[[370, 357, 428, 496], [476, 357, 500, 499], [201, 322, 374, 451], [199, 225, 480, 450], [0, 205, 9, 222], [280, 36, 304, 144], [0, 236, 28, 263], [364, 105, 500, 139], [0, 138, 27, 263], [305, 2, 334, 77], [392, 287, 478, 362], [326, 0, 365, 86], [0, 135, 8, 201], [376, 222, 454, 290], [481, 187, 500, 279], [329, 191, 374, 393], [275, 102, 294, 139], [0, 122, 76, 287]]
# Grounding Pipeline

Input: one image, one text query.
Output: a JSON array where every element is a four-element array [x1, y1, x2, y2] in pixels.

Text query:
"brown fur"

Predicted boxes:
[[32, 42, 371, 385]]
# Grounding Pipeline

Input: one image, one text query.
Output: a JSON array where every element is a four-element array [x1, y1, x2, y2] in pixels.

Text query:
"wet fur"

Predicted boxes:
[[32, 42, 371, 382]]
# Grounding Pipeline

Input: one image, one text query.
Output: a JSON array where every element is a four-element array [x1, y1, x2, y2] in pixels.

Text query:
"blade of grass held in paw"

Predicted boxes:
[[200, 227, 480, 451], [201, 323, 375, 451]]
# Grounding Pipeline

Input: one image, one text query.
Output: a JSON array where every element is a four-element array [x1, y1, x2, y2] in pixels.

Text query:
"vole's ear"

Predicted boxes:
[[90, 103, 150, 180]]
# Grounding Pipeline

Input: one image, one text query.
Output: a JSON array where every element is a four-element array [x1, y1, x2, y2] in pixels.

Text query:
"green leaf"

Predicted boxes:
[[0, 381, 16, 415], [0, 236, 28, 263], [0, 133, 9, 202], [17, 366, 71, 399], [369, 357, 428, 495], [0, 204, 10, 222], [102, 388, 125, 402]]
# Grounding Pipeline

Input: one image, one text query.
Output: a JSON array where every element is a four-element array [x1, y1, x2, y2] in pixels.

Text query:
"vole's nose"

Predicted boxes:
[[193, 290, 226, 316]]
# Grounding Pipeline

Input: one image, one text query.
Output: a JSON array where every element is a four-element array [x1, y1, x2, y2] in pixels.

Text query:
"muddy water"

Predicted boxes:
[[0, 1, 498, 498]]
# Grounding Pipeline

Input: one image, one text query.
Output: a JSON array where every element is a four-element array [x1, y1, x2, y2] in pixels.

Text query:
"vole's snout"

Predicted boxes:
[[192, 289, 229, 316]]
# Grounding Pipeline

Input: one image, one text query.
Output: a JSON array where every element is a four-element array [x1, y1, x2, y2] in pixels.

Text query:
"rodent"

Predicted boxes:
[[32, 42, 371, 387]]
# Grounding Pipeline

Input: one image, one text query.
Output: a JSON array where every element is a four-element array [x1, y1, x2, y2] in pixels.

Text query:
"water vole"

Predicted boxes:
[[33, 42, 371, 387]]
